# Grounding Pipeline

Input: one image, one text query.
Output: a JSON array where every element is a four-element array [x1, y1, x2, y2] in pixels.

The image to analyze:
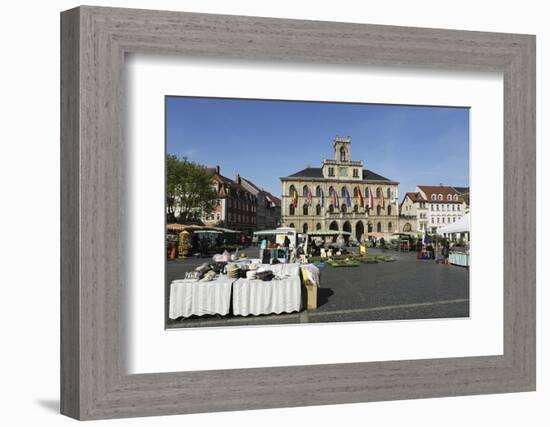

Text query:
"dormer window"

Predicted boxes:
[[431, 194, 436, 201], [438, 194, 443, 201]]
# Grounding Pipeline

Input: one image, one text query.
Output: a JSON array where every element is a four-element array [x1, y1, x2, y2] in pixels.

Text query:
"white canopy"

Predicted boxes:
[[253, 227, 296, 236], [437, 213, 470, 235]]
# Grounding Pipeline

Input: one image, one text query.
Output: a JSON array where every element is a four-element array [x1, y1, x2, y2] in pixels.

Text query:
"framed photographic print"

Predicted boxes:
[[61, 6, 536, 420]]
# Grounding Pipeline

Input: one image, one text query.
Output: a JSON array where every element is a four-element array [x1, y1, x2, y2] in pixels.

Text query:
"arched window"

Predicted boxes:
[[438, 194, 443, 201], [376, 205, 381, 216], [388, 222, 393, 232], [431, 194, 436, 201], [387, 188, 391, 199], [341, 204, 347, 213], [388, 205, 392, 216], [303, 223, 308, 234], [340, 146, 346, 161], [289, 223, 295, 229], [303, 185, 309, 197], [341, 186, 347, 198], [329, 221, 339, 231], [353, 204, 358, 213], [316, 223, 322, 230], [377, 222, 382, 232], [376, 187, 382, 198], [329, 204, 334, 213], [353, 187, 359, 197], [289, 185, 296, 197], [303, 204, 308, 216], [316, 204, 321, 215], [289, 204, 295, 215], [454, 194, 459, 201], [315, 186, 322, 197], [447, 194, 452, 201], [403, 223, 412, 232], [367, 222, 373, 232]]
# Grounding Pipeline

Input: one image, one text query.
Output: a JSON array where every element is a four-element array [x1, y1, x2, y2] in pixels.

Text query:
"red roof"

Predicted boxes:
[[266, 192, 281, 207], [418, 185, 464, 203], [404, 192, 427, 203]]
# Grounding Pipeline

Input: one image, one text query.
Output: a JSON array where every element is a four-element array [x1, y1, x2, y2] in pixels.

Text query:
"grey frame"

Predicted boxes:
[[61, 5, 536, 420]]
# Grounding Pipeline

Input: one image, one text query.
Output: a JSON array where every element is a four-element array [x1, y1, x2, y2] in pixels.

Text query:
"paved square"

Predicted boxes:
[[166, 247, 469, 328]]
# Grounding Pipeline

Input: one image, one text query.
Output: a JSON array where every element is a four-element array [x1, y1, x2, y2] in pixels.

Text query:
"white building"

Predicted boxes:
[[416, 185, 467, 233]]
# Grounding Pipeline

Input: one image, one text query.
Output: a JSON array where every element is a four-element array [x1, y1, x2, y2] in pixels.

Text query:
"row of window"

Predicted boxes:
[[226, 188, 258, 203], [288, 184, 394, 199], [289, 204, 394, 216], [228, 212, 256, 224], [286, 221, 396, 234], [227, 198, 257, 212], [431, 193, 460, 202], [431, 204, 461, 211], [432, 216, 459, 224]]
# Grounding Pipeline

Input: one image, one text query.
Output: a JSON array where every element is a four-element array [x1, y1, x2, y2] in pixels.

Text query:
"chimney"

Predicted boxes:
[[236, 173, 241, 184]]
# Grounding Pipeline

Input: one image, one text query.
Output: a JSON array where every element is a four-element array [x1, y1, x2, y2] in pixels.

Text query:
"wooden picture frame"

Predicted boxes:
[[60, 6, 536, 420]]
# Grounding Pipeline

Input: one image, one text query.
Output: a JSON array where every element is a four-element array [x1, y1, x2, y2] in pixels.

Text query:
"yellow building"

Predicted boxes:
[[280, 136, 400, 241]]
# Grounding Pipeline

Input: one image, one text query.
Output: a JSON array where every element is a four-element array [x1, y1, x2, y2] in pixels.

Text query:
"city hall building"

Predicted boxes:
[[280, 136, 400, 241]]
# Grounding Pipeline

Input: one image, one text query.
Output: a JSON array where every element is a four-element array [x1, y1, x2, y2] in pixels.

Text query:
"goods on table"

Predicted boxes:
[[300, 264, 320, 288], [225, 263, 240, 279]]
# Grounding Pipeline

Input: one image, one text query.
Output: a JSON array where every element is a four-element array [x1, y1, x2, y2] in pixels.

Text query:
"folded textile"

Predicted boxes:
[[200, 270, 217, 282], [256, 270, 274, 281]]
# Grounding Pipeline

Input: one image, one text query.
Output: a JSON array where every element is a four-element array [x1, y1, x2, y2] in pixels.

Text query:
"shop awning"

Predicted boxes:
[[437, 213, 470, 235], [307, 229, 351, 236]]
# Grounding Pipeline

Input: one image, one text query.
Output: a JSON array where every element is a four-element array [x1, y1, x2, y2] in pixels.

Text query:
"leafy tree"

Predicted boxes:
[[166, 155, 218, 222]]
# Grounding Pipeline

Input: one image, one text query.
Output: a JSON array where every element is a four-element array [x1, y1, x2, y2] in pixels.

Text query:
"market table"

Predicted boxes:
[[169, 276, 235, 319], [449, 252, 469, 267], [232, 263, 302, 316]]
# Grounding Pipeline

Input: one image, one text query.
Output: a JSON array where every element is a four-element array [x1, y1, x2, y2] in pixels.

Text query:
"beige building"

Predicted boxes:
[[399, 192, 429, 233], [280, 136, 400, 241]]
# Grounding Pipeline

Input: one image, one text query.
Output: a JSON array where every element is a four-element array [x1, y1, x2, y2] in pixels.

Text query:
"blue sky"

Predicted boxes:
[[166, 97, 469, 198]]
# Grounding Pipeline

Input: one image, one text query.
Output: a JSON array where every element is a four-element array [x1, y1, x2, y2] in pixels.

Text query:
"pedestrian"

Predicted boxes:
[[259, 238, 267, 261], [442, 240, 450, 265], [416, 238, 423, 259], [283, 235, 291, 262], [380, 237, 386, 253]]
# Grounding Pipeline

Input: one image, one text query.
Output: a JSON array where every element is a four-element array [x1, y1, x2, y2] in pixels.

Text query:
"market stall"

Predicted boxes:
[[169, 275, 234, 319], [232, 262, 302, 316], [437, 214, 470, 267], [168, 256, 319, 319]]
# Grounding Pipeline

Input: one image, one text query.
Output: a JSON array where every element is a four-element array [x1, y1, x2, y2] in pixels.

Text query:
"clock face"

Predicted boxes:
[[339, 167, 348, 177]]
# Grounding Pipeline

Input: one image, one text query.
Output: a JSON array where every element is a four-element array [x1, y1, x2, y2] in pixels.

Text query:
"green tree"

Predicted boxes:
[[166, 155, 218, 222]]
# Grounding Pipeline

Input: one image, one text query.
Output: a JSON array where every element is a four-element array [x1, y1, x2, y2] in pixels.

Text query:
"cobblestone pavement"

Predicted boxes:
[[166, 247, 469, 329]]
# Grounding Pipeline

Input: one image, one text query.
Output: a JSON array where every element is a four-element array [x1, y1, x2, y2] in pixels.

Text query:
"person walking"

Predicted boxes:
[[442, 240, 450, 265], [416, 238, 423, 259], [259, 238, 267, 261], [380, 237, 386, 253], [283, 235, 291, 262]]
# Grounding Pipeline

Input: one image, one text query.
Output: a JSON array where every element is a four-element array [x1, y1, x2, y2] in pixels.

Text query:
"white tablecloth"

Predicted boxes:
[[232, 263, 302, 316], [169, 276, 234, 319]]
